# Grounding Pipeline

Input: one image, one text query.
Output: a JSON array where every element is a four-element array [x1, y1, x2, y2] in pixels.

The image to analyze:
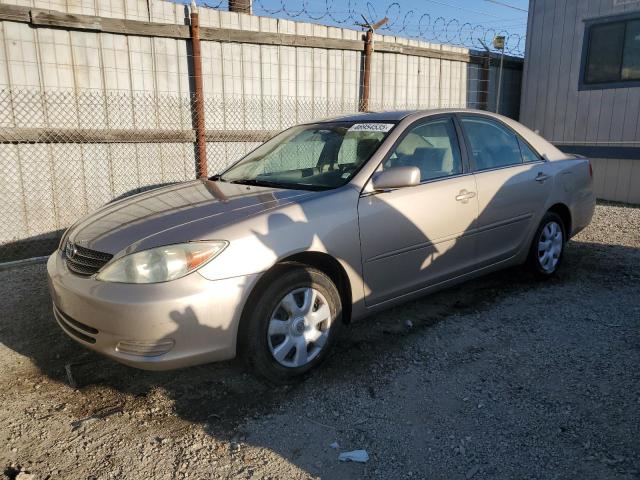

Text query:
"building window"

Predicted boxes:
[[582, 17, 640, 88]]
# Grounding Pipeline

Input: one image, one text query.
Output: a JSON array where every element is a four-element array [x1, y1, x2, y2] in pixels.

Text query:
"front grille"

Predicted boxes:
[[53, 304, 98, 344], [64, 242, 113, 276]]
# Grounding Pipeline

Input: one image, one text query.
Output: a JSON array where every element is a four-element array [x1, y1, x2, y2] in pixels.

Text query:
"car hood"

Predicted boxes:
[[67, 179, 316, 255]]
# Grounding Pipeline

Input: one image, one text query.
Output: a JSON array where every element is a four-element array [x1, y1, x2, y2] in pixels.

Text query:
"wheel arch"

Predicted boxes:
[[279, 251, 353, 325], [240, 251, 353, 333], [547, 203, 572, 238]]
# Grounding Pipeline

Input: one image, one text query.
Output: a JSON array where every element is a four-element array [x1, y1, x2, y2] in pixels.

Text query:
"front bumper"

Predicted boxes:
[[47, 251, 260, 370]]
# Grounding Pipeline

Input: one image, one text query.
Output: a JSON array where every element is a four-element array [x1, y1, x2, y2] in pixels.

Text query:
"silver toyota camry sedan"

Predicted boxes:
[[48, 110, 595, 382]]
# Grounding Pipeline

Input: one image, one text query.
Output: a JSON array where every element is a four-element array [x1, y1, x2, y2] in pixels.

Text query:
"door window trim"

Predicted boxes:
[[455, 113, 544, 174]]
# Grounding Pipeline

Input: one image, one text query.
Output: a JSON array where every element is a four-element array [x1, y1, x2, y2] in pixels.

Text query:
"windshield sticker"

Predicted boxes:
[[348, 123, 394, 133]]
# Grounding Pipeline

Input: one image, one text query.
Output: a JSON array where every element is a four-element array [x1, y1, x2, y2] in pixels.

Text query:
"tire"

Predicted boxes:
[[527, 211, 566, 278], [240, 264, 342, 384]]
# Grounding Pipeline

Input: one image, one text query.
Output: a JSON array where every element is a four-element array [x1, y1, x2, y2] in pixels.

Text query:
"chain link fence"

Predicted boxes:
[[0, 89, 392, 262], [0, 83, 521, 263]]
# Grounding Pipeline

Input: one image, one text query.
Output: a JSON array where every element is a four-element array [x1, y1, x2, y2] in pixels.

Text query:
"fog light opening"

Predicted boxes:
[[116, 339, 175, 357]]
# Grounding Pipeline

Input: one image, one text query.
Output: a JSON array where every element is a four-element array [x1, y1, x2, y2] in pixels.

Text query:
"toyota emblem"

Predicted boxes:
[[65, 242, 78, 260]]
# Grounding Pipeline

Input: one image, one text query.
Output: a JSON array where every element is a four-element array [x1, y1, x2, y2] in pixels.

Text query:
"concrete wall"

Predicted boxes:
[[520, 0, 640, 204]]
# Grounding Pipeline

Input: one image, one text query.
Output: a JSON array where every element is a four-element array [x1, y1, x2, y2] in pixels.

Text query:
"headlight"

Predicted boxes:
[[96, 241, 228, 284], [58, 228, 71, 251]]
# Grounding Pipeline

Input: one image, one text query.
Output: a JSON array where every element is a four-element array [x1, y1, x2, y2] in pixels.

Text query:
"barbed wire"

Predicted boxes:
[[197, 0, 526, 56]]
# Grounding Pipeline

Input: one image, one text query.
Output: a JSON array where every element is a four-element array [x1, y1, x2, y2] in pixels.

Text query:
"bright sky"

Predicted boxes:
[[191, 0, 530, 53]]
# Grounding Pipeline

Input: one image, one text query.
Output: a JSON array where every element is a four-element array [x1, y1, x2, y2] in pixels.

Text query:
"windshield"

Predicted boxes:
[[218, 121, 396, 190]]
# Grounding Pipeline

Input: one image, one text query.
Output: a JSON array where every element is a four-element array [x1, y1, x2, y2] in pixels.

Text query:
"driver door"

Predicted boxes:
[[357, 116, 478, 306]]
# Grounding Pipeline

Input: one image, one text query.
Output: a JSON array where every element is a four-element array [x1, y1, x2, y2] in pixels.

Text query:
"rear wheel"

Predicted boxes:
[[527, 212, 565, 277], [240, 265, 342, 384]]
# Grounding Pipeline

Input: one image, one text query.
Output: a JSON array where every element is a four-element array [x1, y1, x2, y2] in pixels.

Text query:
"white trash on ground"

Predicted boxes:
[[338, 450, 369, 463]]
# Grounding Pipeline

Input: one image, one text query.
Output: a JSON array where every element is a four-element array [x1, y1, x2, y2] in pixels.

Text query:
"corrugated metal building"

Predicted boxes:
[[520, 0, 640, 204]]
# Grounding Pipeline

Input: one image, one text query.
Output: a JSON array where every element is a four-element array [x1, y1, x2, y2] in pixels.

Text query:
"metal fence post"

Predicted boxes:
[[361, 29, 373, 112], [478, 52, 490, 111], [358, 17, 387, 112], [228, 0, 252, 13], [190, 0, 207, 178], [496, 47, 505, 114]]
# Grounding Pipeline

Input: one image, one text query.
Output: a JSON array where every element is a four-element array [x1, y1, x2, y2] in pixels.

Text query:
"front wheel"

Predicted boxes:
[[527, 212, 566, 277], [240, 265, 342, 384]]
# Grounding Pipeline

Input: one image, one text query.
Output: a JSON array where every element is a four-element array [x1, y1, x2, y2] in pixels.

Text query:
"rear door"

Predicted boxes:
[[458, 115, 552, 267], [358, 115, 479, 305]]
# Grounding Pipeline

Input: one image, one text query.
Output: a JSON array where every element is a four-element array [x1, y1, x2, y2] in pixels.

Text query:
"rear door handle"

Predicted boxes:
[[455, 190, 476, 203], [535, 172, 550, 183]]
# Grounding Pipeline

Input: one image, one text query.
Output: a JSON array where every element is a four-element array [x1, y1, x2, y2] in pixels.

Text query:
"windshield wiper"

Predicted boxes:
[[228, 178, 328, 191], [228, 178, 297, 189]]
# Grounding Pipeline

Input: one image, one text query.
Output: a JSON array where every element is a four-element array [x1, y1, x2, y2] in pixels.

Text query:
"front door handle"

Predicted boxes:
[[455, 189, 476, 203], [535, 172, 550, 183]]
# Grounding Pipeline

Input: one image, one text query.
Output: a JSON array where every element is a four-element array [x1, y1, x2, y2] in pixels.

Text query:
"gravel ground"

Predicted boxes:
[[1, 202, 639, 480]]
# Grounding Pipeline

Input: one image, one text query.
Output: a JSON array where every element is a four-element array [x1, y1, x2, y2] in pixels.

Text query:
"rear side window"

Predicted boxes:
[[518, 138, 541, 163], [460, 117, 524, 171]]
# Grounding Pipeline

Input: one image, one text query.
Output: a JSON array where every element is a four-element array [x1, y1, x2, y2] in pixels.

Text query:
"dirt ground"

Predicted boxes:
[[1, 202, 639, 480]]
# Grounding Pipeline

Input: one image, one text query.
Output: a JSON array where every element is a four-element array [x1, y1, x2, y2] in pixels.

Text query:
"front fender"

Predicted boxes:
[[197, 188, 364, 292]]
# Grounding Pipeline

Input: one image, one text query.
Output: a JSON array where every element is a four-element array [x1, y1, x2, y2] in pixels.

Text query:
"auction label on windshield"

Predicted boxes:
[[348, 123, 394, 133]]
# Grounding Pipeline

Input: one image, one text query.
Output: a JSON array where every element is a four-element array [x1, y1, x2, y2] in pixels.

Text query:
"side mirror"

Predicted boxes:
[[371, 166, 421, 190]]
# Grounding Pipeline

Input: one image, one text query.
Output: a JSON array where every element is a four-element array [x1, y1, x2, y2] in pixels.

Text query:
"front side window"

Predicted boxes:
[[583, 18, 640, 86], [219, 122, 395, 190], [383, 117, 462, 182], [460, 117, 523, 171]]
